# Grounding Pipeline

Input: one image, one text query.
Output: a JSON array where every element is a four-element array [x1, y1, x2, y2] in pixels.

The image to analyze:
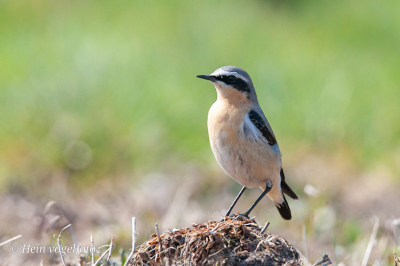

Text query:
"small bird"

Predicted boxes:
[[197, 66, 298, 220]]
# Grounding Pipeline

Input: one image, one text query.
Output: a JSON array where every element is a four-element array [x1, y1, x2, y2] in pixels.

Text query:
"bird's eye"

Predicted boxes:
[[228, 75, 237, 82]]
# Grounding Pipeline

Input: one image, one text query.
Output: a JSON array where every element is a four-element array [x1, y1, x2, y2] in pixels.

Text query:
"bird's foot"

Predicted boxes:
[[221, 212, 248, 222], [238, 213, 250, 219]]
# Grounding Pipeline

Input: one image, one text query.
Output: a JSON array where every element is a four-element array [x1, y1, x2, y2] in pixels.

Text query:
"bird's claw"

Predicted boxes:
[[238, 213, 250, 218], [221, 213, 250, 222]]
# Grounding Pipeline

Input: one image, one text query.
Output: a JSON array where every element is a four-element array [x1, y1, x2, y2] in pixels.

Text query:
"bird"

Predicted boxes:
[[196, 66, 298, 220]]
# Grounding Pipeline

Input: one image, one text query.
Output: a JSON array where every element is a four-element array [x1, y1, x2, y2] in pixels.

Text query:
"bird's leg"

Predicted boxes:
[[241, 180, 273, 218], [225, 186, 247, 217]]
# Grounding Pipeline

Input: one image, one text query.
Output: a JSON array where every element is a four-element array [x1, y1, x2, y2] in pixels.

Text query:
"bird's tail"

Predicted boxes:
[[275, 194, 292, 220]]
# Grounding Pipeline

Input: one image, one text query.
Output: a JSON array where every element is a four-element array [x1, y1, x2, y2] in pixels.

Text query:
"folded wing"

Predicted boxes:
[[248, 110, 298, 200]]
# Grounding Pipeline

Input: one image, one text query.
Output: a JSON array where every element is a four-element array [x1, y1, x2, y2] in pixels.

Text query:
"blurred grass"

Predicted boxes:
[[1, 0, 400, 190]]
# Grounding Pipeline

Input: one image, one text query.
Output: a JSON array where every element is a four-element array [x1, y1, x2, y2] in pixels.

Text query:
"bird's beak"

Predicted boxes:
[[196, 75, 216, 82]]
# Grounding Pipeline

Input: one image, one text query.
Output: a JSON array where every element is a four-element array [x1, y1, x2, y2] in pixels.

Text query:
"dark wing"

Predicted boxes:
[[248, 110, 277, 146], [248, 110, 298, 200], [280, 168, 298, 200]]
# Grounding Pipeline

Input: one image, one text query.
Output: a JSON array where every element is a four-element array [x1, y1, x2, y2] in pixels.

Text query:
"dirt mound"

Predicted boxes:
[[128, 215, 301, 266]]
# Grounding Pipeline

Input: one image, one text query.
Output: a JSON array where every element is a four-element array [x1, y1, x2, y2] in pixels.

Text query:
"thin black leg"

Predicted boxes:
[[242, 181, 273, 217], [225, 186, 247, 216]]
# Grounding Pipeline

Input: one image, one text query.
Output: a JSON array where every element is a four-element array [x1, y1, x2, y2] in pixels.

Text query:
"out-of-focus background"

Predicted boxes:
[[1, 0, 400, 265]]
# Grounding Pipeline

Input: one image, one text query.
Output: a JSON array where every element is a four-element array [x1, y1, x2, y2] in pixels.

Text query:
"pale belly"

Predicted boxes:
[[210, 129, 281, 189]]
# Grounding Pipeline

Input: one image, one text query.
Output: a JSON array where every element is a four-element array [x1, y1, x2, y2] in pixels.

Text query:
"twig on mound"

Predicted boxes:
[[155, 223, 164, 265], [155, 223, 163, 252], [313, 254, 332, 266], [260, 222, 270, 235]]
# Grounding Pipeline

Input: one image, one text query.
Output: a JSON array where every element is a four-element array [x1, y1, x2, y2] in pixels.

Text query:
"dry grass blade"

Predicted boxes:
[[0, 235, 22, 247], [92, 237, 116, 266], [124, 217, 137, 266], [106, 236, 115, 264], [361, 216, 379, 266], [57, 224, 71, 266], [93, 247, 111, 266]]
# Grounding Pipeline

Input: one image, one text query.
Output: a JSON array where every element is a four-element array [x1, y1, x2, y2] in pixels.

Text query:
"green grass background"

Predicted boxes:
[[1, 0, 399, 187], [1, 0, 400, 264]]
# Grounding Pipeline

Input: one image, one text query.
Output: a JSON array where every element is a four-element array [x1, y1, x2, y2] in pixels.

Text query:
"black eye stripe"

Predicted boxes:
[[213, 75, 250, 93], [228, 75, 237, 82], [214, 75, 236, 83]]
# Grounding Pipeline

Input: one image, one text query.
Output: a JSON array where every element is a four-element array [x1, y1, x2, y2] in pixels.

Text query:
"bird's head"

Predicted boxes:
[[197, 66, 258, 105]]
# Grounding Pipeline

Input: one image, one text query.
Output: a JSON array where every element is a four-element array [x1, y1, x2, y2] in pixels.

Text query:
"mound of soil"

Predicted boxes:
[[128, 215, 301, 266]]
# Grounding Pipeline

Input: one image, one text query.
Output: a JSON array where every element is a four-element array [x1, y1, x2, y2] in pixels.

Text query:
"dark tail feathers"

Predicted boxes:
[[281, 180, 298, 200], [275, 195, 292, 220], [280, 169, 298, 200]]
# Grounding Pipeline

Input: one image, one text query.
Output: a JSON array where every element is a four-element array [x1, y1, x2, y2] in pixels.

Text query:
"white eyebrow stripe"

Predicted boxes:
[[211, 69, 230, 77]]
